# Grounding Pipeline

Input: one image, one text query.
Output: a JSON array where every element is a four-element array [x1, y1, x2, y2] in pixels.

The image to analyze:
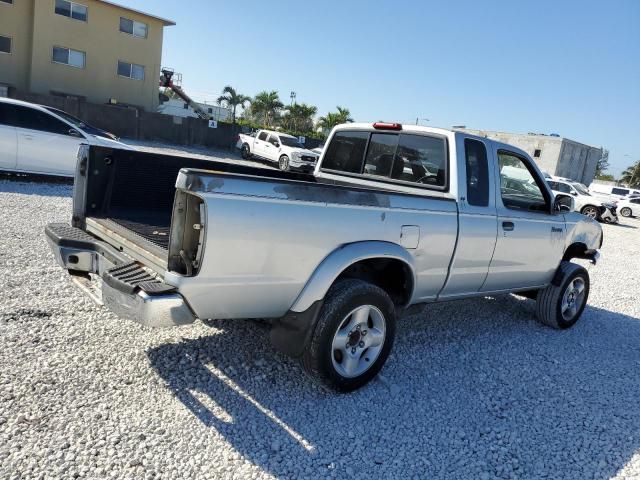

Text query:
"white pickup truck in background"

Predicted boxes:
[[237, 129, 319, 172]]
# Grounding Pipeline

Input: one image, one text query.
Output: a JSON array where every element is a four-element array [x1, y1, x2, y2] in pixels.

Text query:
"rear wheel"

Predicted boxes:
[[536, 261, 590, 329], [580, 205, 598, 219], [241, 143, 251, 159], [278, 155, 290, 171], [300, 279, 396, 392], [620, 207, 632, 217]]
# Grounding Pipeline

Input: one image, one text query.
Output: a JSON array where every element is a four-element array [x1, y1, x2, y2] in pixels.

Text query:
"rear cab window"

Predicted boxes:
[[321, 129, 448, 191]]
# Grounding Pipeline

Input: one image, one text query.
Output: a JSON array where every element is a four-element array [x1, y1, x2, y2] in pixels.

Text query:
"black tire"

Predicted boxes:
[[300, 279, 396, 392], [620, 207, 632, 217], [580, 205, 599, 219], [536, 261, 590, 329], [278, 155, 290, 171], [241, 143, 251, 159]]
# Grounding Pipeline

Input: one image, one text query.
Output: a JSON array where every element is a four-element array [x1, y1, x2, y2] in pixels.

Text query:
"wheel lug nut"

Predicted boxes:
[[351, 347, 356, 354], [358, 341, 365, 348], [362, 330, 367, 336]]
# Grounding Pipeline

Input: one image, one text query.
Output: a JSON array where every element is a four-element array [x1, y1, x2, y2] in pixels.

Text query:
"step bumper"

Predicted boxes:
[[45, 223, 196, 327]]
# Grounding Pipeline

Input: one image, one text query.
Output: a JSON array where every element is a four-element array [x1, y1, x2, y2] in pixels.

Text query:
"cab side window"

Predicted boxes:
[[555, 182, 572, 194], [12, 105, 71, 135], [257, 131, 268, 141], [498, 151, 549, 212], [464, 139, 489, 206], [268, 135, 280, 146]]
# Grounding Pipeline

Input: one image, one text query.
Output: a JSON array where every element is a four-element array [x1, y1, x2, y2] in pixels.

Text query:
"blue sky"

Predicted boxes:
[[127, 0, 638, 176]]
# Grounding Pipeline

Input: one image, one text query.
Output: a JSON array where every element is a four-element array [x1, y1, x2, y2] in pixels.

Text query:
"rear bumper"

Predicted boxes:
[[45, 223, 196, 327]]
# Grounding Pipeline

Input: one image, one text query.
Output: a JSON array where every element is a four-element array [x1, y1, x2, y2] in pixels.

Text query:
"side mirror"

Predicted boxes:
[[274, 142, 280, 148], [571, 191, 578, 196], [68, 129, 82, 138], [554, 193, 575, 213]]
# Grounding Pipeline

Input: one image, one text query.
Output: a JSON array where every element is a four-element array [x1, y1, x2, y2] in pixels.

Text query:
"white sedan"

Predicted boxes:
[[618, 198, 640, 218], [0, 98, 131, 177]]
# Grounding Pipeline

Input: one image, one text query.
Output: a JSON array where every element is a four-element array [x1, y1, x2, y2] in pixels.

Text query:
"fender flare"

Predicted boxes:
[[270, 241, 416, 358], [290, 240, 417, 313]]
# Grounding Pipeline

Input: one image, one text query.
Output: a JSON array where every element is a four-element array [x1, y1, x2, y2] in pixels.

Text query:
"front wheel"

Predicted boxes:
[[278, 155, 290, 171], [620, 207, 632, 217], [300, 279, 396, 392], [580, 205, 599, 219], [536, 261, 590, 329]]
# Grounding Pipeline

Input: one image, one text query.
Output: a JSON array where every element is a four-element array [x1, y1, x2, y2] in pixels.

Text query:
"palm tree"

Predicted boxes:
[[282, 103, 318, 131], [318, 106, 354, 131], [216, 86, 251, 124], [621, 161, 640, 188], [251, 91, 284, 127]]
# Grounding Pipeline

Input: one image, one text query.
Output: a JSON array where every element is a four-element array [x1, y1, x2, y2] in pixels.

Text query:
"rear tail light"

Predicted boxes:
[[373, 122, 402, 131]]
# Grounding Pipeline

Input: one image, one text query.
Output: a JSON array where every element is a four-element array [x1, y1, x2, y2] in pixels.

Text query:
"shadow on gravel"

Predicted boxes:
[[148, 295, 640, 479]]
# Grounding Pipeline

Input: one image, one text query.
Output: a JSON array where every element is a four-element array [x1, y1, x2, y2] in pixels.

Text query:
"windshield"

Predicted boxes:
[[572, 182, 591, 196], [279, 136, 304, 148]]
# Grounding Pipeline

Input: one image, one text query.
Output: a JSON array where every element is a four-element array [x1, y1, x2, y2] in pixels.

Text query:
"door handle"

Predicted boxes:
[[21, 135, 34, 140], [502, 221, 515, 231]]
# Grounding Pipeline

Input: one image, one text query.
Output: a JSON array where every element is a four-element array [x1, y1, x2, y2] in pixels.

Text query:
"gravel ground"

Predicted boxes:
[[1, 170, 640, 480]]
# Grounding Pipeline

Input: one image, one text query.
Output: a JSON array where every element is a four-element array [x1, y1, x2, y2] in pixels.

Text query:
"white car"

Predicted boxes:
[[618, 198, 640, 218], [546, 178, 618, 223], [237, 129, 319, 172], [0, 98, 131, 177]]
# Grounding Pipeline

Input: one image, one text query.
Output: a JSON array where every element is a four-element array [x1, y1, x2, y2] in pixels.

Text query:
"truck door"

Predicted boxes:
[[481, 148, 566, 291], [264, 134, 280, 161], [253, 131, 269, 158], [439, 137, 498, 298]]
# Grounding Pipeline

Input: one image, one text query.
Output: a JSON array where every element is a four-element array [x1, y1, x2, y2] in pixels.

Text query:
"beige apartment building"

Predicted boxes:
[[0, 0, 174, 111]]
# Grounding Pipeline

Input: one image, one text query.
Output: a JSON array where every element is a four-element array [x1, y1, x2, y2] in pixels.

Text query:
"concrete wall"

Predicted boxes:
[[0, 0, 170, 111], [556, 140, 601, 185], [9, 89, 240, 148], [0, 0, 34, 90]]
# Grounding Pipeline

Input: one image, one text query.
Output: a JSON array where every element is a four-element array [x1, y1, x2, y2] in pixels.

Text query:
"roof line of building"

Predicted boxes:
[[96, 0, 176, 26]]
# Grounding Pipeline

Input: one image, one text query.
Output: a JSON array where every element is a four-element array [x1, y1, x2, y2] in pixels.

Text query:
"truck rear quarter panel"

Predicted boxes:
[[164, 172, 458, 320]]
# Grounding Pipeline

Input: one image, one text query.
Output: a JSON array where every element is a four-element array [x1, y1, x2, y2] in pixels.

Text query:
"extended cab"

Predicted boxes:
[[237, 129, 319, 172], [46, 122, 603, 391]]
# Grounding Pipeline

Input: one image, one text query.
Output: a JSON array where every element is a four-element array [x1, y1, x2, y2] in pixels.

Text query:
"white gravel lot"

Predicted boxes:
[[1, 167, 640, 480]]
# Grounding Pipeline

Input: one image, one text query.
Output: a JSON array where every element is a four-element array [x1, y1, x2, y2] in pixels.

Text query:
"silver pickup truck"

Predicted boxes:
[[46, 122, 602, 391]]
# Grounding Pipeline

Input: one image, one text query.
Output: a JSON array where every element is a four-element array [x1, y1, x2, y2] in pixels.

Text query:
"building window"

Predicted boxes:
[[534, 149, 542, 158], [52, 46, 86, 68], [0, 0, 14, 5], [0, 35, 11, 54], [119, 17, 148, 38], [55, 0, 88, 22], [117, 61, 145, 80], [183, 103, 189, 109]]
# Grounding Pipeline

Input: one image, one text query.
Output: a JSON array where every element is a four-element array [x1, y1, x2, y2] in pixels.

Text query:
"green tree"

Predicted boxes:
[[282, 103, 318, 132], [318, 106, 354, 131], [251, 91, 284, 127], [216, 85, 251, 124], [621, 160, 640, 188]]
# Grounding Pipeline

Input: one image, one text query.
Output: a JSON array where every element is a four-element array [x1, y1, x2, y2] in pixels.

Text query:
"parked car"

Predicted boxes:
[[546, 178, 618, 223], [618, 198, 640, 218], [46, 122, 603, 392], [589, 183, 640, 199], [0, 98, 130, 177], [237, 129, 319, 172]]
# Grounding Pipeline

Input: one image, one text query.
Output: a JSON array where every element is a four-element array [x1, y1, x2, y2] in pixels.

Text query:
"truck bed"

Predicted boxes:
[[77, 147, 316, 270]]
